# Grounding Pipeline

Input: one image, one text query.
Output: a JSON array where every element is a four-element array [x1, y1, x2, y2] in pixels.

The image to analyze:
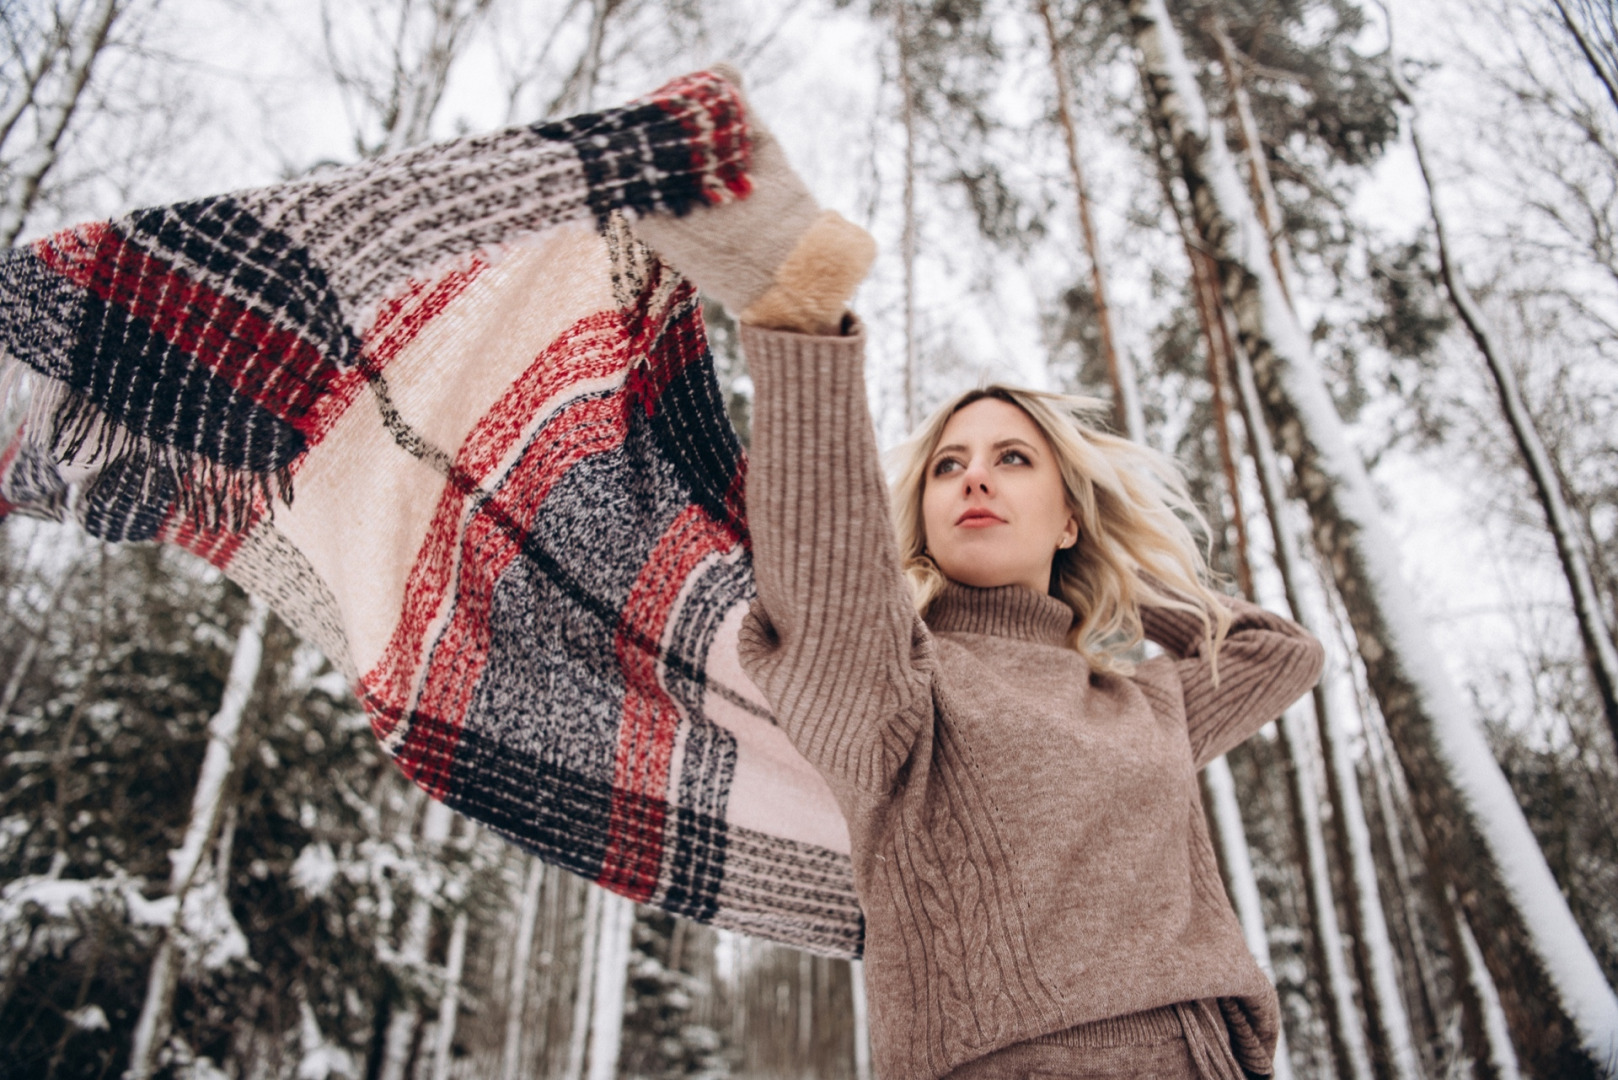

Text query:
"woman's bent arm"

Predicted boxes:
[[1142, 597, 1324, 768], [737, 322, 932, 795]]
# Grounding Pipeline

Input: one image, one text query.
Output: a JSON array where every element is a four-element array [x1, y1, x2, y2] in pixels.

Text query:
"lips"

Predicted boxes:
[[955, 508, 1005, 526]]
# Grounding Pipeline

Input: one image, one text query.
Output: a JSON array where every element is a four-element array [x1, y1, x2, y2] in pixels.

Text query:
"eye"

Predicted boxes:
[[931, 457, 962, 477], [999, 449, 1031, 466]]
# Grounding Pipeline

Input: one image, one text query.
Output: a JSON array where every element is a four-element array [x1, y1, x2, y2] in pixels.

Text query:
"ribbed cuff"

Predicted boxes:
[[1029, 1004, 1186, 1048]]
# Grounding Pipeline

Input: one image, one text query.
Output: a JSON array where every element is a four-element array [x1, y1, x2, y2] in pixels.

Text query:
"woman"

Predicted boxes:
[[639, 70, 1324, 1080]]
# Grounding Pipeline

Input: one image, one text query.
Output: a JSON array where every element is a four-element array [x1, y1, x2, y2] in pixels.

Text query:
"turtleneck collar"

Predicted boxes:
[[924, 581, 1075, 647]]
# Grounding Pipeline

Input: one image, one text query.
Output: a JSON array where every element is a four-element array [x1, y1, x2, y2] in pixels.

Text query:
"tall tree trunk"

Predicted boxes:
[[1206, 16, 1298, 312], [378, 798, 456, 1080], [1451, 888, 1525, 1080], [1361, 700, 1445, 1058], [1190, 245, 1255, 597], [851, 958, 873, 1080], [1204, 755, 1297, 1080], [1148, 97, 1331, 1077], [1280, 702, 1378, 1080], [584, 891, 634, 1080], [1128, 0, 1618, 1072], [126, 598, 269, 1080], [0, 566, 71, 718], [897, 0, 920, 430], [563, 885, 606, 1080], [1206, 34, 1428, 1074], [1228, 321, 1424, 1080], [1035, 0, 1144, 440], [0, 0, 122, 247], [501, 855, 546, 1080], [430, 910, 469, 1080], [1386, 49, 1618, 754]]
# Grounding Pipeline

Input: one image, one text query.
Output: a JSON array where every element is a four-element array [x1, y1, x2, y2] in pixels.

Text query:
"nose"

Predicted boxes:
[[960, 458, 992, 495]]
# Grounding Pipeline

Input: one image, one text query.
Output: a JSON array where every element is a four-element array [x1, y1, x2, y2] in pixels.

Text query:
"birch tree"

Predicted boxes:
[[1144, 91, 1360, 1077], [501, 855, 545, 1080], [376, 799, 455, 1080], [584, 890, 634, 1080], [125, 598, 269, 1080], [1126, 0, 1618, 1072]]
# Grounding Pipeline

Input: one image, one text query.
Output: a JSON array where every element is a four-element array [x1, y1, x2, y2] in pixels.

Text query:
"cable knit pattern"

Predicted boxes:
[[737, 323, 1325, 1080]]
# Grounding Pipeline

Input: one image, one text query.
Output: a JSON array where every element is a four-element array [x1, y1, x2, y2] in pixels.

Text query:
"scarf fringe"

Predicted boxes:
[[29, 375, 288, 535]]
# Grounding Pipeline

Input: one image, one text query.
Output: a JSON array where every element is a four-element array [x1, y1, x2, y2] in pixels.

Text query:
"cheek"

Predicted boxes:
[[920, 481, 947, 544]]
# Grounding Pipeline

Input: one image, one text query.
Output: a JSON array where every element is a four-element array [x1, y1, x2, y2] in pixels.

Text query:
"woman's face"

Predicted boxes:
[[921, 397, 1078, 595]]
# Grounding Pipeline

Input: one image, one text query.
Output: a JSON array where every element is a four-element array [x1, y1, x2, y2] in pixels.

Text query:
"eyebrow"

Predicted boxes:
[[931, 438, 1040, 459]]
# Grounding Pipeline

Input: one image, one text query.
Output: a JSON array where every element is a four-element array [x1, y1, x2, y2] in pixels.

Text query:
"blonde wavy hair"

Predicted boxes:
[[888, 385, 1232, 677]]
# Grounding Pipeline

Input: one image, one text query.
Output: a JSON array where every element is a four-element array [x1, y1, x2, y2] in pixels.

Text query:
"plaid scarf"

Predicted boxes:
[[0, 71, 862, 956]]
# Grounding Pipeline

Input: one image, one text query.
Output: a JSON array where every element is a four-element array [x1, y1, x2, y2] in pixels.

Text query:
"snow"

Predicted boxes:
[[126, 891, 179, 928], [1135, 0, 1618, 1062], [298, 1000, 359, 1080], [66, 1004, 108, 1031], [179, 880, 249, 973], [292, 842, 340, 899], [2, 877, 101, 918]]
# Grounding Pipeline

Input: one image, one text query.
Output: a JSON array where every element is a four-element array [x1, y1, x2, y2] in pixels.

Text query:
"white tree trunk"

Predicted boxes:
[[501, 855, 546, 1080], [584, 891, 634, 1080], [1128, 0, 1618, 1071], [1281, 703, 1378, 1080], [1453, 890, 1524, 1080], [563, 885, 606, 1080], [430, 910, 469, 1080], [1360, 701, 1443, 1041], [1207, 17, 1299, 312], [378, 798, 455, 1080], [0, 567, 70, 718], [1203, 755, 1296, 1080], [851, 958, 873, 1080], [1229, 323, 1424, 1080], [125, 598, 269, 1080]]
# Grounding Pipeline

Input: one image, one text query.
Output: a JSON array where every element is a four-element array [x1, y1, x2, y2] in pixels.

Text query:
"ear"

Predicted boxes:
[[1058, 517, 1079, 550]]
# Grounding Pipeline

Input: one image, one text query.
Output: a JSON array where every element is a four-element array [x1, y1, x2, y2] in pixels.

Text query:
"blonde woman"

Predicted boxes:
[[639, 68, 1323, 1080]]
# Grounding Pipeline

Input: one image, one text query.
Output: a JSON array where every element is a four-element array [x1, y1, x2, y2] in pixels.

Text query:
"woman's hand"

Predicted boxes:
[[631, 65, 876, 336]]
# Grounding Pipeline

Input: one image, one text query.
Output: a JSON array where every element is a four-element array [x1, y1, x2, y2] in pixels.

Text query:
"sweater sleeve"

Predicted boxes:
[[1141, 595, 1324, 769], [735, 321, 933, 794]]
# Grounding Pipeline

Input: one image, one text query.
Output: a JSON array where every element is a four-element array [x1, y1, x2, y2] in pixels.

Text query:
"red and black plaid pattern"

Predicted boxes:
[[0, 70, 865, 956]]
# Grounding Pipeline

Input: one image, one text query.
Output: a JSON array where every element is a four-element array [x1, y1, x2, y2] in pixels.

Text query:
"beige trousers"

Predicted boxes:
[[937, 1037, 1199, 1079], [936, 1000, 1253, 1080]]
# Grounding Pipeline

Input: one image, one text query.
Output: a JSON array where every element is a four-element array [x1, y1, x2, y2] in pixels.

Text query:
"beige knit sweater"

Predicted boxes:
[[735, 322, 1325, 1080]]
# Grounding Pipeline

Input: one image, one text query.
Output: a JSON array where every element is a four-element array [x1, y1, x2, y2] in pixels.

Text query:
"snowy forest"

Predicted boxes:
[[2, 0, 1617, 1077]]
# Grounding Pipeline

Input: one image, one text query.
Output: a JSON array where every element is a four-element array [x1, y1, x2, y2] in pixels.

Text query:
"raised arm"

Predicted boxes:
[[735, 321, 932, 794], [1142, 596, 1324, 769], [630, 69, 923, 795]]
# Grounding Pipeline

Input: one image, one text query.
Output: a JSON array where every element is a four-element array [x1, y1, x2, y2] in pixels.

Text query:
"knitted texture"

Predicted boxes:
[[0, 70, 864, 955], [736, 321, 1325, 1080]]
